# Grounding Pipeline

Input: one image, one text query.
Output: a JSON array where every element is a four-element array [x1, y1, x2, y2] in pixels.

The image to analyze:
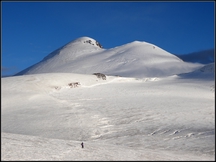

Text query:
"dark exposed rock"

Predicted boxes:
[[68, 82, 80, 88], [96, 41, 103, 48], [83, 39, 103, 48], [93, 73, 106, 80]]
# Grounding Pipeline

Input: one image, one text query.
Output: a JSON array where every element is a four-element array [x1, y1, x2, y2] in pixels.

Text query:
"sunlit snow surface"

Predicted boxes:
[[2, 37, 215, 160], [2, 71, 214, 160]]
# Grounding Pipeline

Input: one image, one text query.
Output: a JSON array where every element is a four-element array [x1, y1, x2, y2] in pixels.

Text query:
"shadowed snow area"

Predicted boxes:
[[2, 37, 215, 160]]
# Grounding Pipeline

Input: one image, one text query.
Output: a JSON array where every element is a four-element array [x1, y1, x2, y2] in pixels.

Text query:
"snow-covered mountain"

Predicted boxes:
[[176, 49, 214, 64], [2, 37, 214, 160], [15, 36, 202, 78]]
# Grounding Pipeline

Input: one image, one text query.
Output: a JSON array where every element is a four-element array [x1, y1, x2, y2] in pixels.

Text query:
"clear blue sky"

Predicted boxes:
[[2, 1, 215, 76]]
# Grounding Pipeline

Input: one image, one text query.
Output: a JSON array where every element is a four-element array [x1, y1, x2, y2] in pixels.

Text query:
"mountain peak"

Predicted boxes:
[[15, 37, 203, 78], [72, 36, 103, 48]]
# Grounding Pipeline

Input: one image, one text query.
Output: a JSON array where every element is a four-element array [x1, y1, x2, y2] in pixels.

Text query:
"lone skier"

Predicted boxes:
[[81, 142, 84, 148]]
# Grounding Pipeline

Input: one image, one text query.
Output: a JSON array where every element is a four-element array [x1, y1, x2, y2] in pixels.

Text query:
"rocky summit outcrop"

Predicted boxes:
[[84, 39, 103, 48], [75, 36, 103, 49]]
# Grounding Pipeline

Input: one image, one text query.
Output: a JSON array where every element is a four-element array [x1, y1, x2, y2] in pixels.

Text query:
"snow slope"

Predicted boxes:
[[15, 37, 202, 78], [2, 63, 215, 160], [2, 37, 215, 160]]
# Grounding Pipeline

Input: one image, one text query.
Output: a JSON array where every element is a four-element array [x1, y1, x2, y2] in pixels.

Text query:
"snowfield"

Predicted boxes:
[[2, 37, 215, 160]]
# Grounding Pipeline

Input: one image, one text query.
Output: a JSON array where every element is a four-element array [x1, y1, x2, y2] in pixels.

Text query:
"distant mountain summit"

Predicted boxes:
[[176, 49, 214, 64], [42, 36, 103, 61], [15, 36, 203, 78], [75, 37, 103, 48]]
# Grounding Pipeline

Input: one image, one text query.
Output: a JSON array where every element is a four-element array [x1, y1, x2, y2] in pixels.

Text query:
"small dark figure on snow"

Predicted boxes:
[[81, 142, 84, 148]]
